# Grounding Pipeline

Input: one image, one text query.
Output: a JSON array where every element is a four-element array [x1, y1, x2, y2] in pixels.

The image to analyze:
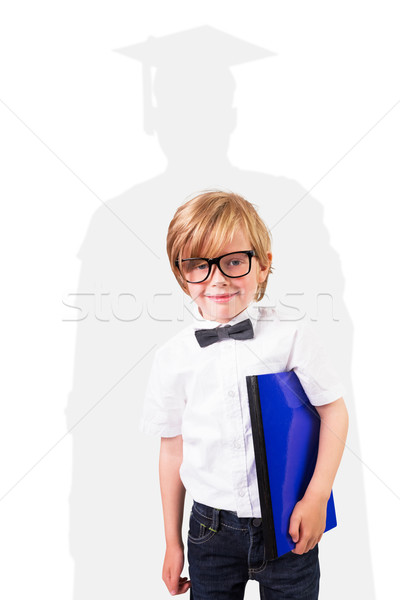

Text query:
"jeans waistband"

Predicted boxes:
[[192, 500, 260, 530]]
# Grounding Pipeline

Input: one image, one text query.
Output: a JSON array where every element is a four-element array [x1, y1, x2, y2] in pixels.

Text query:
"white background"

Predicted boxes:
[[0, 1, 399, 599]]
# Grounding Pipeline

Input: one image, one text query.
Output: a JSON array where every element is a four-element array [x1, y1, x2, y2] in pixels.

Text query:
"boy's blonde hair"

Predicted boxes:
[[167, 190, 273, 302]]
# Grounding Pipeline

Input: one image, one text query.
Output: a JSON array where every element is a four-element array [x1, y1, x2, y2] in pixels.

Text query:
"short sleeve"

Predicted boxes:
[[140, 347, 186, 437], [287, 322, 345, 406]]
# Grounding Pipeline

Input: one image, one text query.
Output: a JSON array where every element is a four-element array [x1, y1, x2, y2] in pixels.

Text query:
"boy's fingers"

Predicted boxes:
[[171, 577, 191, 596], [291, 528, 308, 554], [304, 541, 313, 553], [293, 532, 321, 554], [289, 514, 301, 543], [311, 537, 319, 551], [163, 570, 179, 595], [292, 539, 307, 554], [169, 573, 180, 595], [178, 578, 191, 594]]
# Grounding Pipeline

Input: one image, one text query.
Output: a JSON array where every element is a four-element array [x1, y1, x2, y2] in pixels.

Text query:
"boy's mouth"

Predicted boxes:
[[205, 292, 239, 302]]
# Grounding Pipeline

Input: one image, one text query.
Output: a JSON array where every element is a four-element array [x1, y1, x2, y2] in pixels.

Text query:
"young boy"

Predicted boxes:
[[141, 190, 349, 599]]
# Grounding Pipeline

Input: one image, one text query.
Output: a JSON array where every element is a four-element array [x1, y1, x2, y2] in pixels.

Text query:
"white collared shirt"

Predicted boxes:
[[140, 302, 345, 517]]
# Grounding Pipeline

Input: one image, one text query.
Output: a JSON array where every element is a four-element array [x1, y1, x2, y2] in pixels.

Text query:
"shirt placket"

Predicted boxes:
[[220, 337, 252, 515]]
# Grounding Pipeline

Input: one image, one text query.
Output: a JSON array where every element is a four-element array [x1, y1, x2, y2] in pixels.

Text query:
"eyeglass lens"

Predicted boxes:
[[181, 252, 251, 283]]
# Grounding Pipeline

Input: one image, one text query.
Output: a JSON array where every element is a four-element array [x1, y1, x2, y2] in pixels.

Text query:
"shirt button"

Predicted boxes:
[[228, 390, 235, 397], [239, 489, 245, 497], [233, 439, 241, 449]]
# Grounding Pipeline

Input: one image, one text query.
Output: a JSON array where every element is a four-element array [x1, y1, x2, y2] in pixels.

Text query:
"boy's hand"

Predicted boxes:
[[289, 493, 327, 555], [162, 543, 191, 596]]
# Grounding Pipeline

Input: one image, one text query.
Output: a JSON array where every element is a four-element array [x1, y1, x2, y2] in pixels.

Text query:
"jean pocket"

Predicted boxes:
[[187, 511, 217, 545]]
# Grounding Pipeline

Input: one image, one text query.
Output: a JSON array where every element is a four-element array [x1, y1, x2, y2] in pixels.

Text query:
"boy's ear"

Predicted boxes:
[[257, 252, 272, 282]]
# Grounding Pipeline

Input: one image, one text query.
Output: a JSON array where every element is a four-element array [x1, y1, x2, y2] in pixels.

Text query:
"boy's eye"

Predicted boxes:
[[229, 259, 243, 266], [221, 254, 247, 270], [182, 259, 208, 273]]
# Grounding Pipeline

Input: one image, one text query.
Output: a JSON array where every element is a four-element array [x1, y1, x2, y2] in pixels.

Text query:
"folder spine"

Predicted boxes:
[[246, 375, 277, 560]]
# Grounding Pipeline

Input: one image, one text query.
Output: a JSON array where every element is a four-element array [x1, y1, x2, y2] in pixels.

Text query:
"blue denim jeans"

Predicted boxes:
[[187, 501, 320, 600]]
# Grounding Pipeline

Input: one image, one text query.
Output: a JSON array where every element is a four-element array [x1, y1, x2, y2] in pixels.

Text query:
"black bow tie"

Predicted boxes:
[[195, 318, 254, 348]]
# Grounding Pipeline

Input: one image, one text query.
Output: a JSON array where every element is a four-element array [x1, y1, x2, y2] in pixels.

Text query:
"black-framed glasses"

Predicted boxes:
[[175, 250, 256, 283]]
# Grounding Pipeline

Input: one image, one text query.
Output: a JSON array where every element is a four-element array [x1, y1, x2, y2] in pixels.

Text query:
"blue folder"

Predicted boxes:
[[246, 370, 337, 559]]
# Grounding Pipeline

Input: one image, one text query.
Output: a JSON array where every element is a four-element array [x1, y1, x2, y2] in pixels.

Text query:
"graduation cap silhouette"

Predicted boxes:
[[115, 26, 275, 134]]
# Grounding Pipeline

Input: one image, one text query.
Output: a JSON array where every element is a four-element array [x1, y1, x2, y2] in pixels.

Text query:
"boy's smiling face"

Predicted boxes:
[[184, 228, 271, 324]]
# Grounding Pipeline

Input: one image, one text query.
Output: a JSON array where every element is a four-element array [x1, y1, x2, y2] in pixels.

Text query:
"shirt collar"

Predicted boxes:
[[191, 300, 260, 335]]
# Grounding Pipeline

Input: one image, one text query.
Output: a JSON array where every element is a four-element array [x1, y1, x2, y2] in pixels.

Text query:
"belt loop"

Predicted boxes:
[[210, 507, 220, 533]]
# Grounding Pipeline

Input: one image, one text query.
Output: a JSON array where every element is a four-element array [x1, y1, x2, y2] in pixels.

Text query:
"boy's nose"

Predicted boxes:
[[208, 264, 228, 284]]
